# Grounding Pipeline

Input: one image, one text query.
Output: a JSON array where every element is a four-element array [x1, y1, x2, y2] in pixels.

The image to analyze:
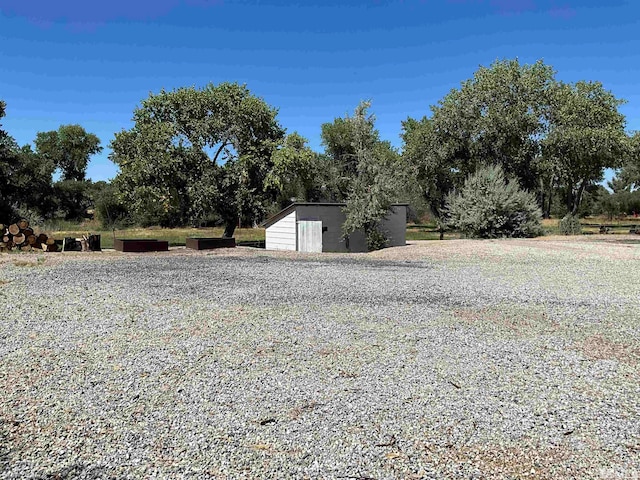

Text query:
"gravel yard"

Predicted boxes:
[[1, 237, 639, 479]]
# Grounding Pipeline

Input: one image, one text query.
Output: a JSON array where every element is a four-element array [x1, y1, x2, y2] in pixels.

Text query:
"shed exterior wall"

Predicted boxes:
[[265, 210, 296, 251], [379, 205, 407, 247], [296, 205, 367, 252]]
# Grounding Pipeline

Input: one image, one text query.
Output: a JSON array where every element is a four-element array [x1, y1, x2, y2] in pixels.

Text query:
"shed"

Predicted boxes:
[[261, 203, 407, 253]]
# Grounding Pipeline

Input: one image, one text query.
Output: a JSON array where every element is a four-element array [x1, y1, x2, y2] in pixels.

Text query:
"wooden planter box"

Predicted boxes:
[[114, 239, 169, 252], [186, 237, 236, 250]]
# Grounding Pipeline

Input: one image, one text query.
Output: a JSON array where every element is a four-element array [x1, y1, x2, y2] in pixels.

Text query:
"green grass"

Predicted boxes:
[[49, 225, 265, 249], [406, 226, 462, 241]]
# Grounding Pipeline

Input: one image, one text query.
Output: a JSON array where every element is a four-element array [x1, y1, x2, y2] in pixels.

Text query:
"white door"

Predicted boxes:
[[297, 221, 322, 252]]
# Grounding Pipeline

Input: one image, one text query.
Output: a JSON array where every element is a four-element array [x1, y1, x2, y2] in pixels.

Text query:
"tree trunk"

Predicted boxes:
[[222, 221, 236, 238], [571, 180, 587, 216]]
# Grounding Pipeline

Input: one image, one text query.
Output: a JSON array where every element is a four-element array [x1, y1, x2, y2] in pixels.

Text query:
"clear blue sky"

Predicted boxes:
[[1, 0, 638, 182]]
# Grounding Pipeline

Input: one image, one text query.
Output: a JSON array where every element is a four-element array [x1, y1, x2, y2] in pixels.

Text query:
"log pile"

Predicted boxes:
[[0, 220, 58, 253]]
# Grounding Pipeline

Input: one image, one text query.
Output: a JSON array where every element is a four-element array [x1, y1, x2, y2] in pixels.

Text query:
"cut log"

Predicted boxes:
[[2, 235, 9, 243], [46, 237, 56, 246], [12, 234, 25, 245], [47, 243, 59, 252], [17, 219, 29, 230], [27, 234, 37, 245], [23, 228, 34, 237], [38, 233, 48, 243], [8, 224, 19, 235]]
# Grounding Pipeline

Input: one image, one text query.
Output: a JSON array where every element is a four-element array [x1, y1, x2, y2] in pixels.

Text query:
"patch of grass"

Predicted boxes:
[[50, 226, 266, 249], [543, 216, 640, 235], [406, 224, 461, 241]]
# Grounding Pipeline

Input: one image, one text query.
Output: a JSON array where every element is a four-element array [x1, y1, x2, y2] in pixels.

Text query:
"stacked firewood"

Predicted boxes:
[[0, 219, 58, 252]]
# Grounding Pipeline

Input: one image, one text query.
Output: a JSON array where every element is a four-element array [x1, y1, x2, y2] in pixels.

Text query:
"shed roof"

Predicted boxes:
[[260, 202, 408, 229]]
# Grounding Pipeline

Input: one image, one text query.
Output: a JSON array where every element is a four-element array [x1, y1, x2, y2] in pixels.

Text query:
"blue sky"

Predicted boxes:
[[1, 0, 638, 182]]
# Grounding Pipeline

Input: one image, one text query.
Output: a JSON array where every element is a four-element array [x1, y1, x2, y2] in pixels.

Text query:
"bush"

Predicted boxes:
[[445, 164, 543, 238], [559, 214, 582, 235], [366, 226, 389, 251]]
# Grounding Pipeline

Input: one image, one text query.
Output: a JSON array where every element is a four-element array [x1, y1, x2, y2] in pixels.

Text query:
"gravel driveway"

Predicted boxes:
[[1, 238, 639, 479]]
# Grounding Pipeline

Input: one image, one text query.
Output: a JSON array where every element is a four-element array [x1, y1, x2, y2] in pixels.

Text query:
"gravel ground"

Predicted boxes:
[[1, 237, 639, 479]]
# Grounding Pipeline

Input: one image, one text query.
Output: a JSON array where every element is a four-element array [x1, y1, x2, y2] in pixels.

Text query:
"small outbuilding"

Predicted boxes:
[[261, 202, 407, 253]]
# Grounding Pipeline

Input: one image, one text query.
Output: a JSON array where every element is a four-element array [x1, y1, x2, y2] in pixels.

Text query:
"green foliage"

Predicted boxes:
[[365, 227, 389, 251], [0, 105, 57, 220], [403, 59, 629, 220], [90, 181, 131, 229], [110, 82, 285, 235], [35, 125, 102, 181], [322, 101, 407, 250], [618, 132, 640, 190], [445, 164, 543, 238], [558, 214, 582, 235], [266, 132, 326, 208], [543, 81, 628, 214]]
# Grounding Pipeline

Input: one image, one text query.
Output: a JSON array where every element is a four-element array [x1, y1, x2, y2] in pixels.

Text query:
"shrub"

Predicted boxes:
[[559, 214, 582, 235], [366, 226, 389, 251], [445, 164, 543, 238]]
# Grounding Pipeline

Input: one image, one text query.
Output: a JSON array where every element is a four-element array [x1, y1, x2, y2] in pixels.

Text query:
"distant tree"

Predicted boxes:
[[400, 116, 456, 237], [618, 131, 640, 189], [1, 103, 56, 220], [265, 132, 327, 209], [445, 164, 543, 238], [0, 100, 18, 218], [110, 82, 285, 235], [543, 81, 628, 215], [35, 125, 102, 181], [91, 181, 130, 229]]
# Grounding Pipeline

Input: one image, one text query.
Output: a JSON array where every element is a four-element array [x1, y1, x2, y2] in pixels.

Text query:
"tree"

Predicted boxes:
[[0, 103, 56, 220], [35, 125, 102, 181], [265, 132, 327, 209], [400, 116, 457, 237], [445, 164, 543, 238], [110, 82, 285, 235], [0, 100, 17, 218], [618, 131, 640, 189], [403, 59, 629, 220], [322, 101, 407, 250], [543, 81, 628, 215]]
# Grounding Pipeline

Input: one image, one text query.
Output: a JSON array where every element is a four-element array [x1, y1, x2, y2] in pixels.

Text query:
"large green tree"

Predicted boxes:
[[402, 59, 629, 220], [402, 59, 555, 224], [110, 82, 285, 235], [543, 81, 628, 215]]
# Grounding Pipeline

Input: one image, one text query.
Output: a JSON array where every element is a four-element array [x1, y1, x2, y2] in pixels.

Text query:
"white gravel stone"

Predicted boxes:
[[0, 238, 639, 479]]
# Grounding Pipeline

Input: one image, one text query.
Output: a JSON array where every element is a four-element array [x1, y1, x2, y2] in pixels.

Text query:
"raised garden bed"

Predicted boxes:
[[186, 237, 236, 250], [114, 239, 169, 252]]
